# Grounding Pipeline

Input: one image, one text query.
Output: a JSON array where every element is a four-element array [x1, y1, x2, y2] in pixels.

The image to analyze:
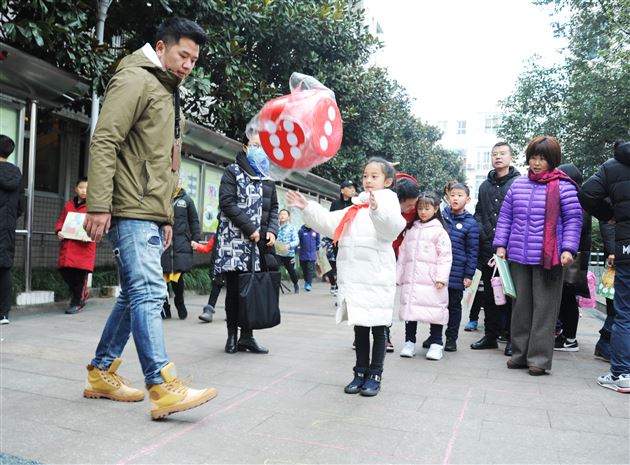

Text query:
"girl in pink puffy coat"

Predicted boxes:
[[397, 192, 453, 361]]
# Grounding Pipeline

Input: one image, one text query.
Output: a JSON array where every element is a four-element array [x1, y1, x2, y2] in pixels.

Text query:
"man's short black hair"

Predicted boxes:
[[76, 176, 88, 187], [156, 17, 207, 47], [0, 135, 15, 158]]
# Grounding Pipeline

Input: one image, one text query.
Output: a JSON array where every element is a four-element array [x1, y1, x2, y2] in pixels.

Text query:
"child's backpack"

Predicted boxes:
[[577, 271, 597, 308]]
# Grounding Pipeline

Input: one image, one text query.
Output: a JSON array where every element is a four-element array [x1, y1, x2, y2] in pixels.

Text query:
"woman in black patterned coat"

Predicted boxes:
[[214, 133, 279, 354]]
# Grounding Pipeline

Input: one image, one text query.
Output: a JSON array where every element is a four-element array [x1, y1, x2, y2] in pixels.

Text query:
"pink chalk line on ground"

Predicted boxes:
[[442, 386, 474, 464], [116, 370, 297, 465]]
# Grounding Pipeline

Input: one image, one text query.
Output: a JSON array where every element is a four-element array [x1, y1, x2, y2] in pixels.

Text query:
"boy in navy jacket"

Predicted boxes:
[[440, 183, 479, 352], [298, 224, 320, 291]]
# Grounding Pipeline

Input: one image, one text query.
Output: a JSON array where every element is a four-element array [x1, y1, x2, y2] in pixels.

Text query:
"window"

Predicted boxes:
[[475, 175, 486, 195], [0, 103, 20, 165], [485, 114, 500, 134], [23, 115, 62, 194], [457, 120, 466, 135], [477, 151, 491, 170]]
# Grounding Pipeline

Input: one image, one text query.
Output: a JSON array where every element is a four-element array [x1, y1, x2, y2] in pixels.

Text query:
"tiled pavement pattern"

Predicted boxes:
[[1, 282, 628, 464]]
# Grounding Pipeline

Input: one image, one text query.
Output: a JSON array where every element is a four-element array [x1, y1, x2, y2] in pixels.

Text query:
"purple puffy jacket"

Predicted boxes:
[[493, 175, 582, 265]]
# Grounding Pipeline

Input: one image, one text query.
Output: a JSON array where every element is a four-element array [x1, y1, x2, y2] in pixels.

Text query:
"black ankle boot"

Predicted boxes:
[[161, 301, 172, 319], [360, 368, 382, 397], [225, 327, 238, 354], [344, 367, 367, 394], [175, 302, 188, 320], [238, 329, 269, 354]]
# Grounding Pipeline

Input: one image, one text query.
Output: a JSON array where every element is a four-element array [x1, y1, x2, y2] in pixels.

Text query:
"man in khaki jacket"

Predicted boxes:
[[83, 17, 217, 420]]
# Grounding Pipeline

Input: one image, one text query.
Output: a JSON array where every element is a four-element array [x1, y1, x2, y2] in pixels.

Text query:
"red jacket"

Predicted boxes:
[[393, 208, 418, 258], [54, 198, 97, 271]]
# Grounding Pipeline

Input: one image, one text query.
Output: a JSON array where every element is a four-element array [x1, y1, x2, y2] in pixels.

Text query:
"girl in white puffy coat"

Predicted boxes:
[[397, 192, 453, 361], [287, 157, 406, 397]]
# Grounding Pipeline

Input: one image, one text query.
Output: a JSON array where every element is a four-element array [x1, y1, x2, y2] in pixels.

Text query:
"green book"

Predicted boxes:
[[494, 254, 517, 299]]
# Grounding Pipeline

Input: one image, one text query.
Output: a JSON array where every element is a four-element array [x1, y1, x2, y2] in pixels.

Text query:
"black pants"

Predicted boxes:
[[166, 273, 186, 309], [445, 288, 464, 341], [468, 289, 484, 321], [207, 280, 223, 308], [354, 325, 386, 372], [481, 264, 512, 338], [278, 256, 298, 285], [558, 285, 579, 339], [0, 266, 12, 318], [300, 259, 315, 285], [600, 298, 616, 341], [325, 261, 337, 287], [59, 267, 89, 307], [224, 271, 241, 329], [405, 321, 418, 343]]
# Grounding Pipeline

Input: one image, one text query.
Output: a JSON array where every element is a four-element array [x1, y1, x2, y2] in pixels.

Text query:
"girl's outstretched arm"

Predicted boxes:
[[287, 190, 345, 239]]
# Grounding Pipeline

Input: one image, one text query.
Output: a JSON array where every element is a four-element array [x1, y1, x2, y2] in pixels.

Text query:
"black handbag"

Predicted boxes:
[[563, 252, 590, 298], [238, 242, 281, 329]]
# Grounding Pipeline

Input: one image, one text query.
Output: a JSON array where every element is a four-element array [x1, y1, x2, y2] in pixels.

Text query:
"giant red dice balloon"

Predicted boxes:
[[257, 88, 343, 171]]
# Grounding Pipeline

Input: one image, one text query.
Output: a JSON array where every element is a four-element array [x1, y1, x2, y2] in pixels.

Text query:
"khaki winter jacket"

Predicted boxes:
[[87, 45, 184, 224]]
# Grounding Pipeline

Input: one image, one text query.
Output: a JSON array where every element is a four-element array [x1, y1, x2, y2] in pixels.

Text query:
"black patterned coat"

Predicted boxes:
[[214, 151, 278, 275]]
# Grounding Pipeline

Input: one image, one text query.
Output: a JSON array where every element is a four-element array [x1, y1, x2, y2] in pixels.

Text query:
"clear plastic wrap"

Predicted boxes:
[[246, 73, 343, 180]]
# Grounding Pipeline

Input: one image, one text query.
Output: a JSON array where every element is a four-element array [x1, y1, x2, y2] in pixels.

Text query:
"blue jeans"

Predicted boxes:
[[611, 264, 630, 376], [91, 219, 169, 385]]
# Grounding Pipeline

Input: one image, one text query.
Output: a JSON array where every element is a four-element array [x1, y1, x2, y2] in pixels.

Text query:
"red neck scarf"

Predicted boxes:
[[333, 203, 369, 245], [528, 168, 577, 269]]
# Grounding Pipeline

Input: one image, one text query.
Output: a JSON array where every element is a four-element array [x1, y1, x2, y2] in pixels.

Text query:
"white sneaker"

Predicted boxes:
[[0, 317, 9, 325], [597, 372, 630, 393], [400, 341, 416, 358], [426, 344, 444, 361]]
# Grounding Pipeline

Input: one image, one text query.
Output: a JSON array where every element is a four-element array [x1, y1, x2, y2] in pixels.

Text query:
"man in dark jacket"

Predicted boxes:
[[330, 179, 356, 212], [0, 135, 23, 325], [470, 142, 520, 355], [579, 140, 630, 393], [161, 180, 201, 320]]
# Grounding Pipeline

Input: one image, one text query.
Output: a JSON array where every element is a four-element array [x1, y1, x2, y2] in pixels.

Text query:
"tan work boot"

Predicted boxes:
[[83, 358, 145, 402], [148, 362, 217, 420]]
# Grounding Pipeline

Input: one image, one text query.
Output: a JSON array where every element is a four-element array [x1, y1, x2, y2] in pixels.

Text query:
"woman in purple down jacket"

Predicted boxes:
[[493, 136, 582, 376]]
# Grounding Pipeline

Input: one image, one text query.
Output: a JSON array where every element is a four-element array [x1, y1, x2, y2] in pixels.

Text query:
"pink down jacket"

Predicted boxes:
[[397, 219, 453, 325]]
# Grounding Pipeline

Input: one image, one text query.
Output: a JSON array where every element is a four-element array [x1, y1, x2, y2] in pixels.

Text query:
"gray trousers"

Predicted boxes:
[[510, 263, 564, 370]]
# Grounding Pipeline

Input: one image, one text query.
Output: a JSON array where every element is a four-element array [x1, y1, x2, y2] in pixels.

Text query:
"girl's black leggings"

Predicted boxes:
[[354, 325, 387, 372]]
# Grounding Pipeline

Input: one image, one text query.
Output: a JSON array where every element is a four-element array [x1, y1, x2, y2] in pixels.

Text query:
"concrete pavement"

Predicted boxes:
[[1, 282, 629, 464]]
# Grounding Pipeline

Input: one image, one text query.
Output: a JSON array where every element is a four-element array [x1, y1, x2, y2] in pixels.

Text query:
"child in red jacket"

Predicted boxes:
[[55, 177, 96, 314]]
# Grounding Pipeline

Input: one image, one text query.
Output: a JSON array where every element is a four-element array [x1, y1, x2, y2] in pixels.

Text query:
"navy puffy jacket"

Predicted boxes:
[[298, 225, 320, 261], [443, 207, 479, 290]]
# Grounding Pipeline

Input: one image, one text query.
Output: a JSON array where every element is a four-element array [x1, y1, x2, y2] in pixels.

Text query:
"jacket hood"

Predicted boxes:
[[173, 187, 187, 200], [0, 162, 22, 191], [558, 163, 583, 186], [487, 166, 520, 185], [614, 142, 630, 166], [117, 44, 182, 91]]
